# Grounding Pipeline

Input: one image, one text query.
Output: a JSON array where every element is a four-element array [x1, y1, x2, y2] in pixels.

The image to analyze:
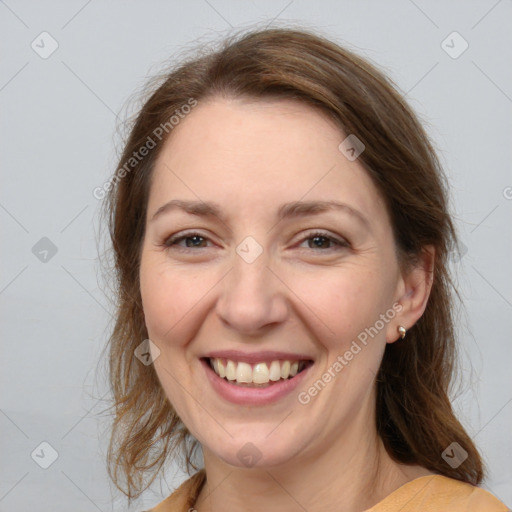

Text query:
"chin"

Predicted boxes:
[[203, 428, 309, 470]]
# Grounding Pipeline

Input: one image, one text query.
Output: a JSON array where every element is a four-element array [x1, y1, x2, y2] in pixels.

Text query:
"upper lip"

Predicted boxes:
[[202, 350, 314, 364]]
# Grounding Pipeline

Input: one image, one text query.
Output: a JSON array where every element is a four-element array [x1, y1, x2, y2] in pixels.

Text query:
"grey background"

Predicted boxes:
[[1, 1, 511, 510]]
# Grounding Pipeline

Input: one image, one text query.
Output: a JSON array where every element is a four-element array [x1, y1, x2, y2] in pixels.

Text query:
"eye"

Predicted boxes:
[[160, 230, 349, 253], [162, 232, 212, 249], [298, 231, 349, 251]]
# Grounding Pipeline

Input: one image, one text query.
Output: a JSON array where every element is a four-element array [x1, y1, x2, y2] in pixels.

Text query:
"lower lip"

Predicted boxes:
[[201, 359, 312, 406]]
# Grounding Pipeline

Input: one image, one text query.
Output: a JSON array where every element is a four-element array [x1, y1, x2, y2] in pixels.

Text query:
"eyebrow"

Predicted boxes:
[[150, 199, 370, 229]]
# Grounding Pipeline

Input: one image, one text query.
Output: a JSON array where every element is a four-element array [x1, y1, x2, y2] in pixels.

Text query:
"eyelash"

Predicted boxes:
[[162, 230, 350, 252]]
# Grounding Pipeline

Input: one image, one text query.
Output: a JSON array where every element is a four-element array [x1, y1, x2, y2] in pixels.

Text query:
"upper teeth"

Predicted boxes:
[[210, 358, 305, 384]]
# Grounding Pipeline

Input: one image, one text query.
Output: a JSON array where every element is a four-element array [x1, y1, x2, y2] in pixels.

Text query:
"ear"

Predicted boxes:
[[385, 246, 435, 344]]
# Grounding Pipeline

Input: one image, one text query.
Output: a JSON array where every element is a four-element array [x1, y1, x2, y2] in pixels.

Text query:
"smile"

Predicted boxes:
[[200, 352, 314, 405], [207, 357, 310, 386]]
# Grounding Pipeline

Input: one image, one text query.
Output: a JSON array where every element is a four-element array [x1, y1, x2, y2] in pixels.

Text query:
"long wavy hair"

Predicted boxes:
[[100, 27, 483, 500]]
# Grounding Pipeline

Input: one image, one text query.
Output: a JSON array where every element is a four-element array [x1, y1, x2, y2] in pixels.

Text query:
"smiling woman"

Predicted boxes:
[[101, 28, 508, 512]]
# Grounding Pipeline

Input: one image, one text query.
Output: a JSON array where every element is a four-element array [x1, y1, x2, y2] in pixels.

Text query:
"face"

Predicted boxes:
[[139, 97, 405, 469]]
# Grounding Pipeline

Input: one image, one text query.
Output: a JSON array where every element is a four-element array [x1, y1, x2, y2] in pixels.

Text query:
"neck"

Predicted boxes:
[[193, 402, 421, 512]]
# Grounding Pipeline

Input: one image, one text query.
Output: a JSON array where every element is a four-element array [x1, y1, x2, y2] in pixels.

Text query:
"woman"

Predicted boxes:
[[103, 28, 509, 511]]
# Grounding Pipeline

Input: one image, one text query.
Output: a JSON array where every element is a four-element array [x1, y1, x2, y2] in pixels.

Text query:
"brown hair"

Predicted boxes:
[[101, 27, 483, 500]]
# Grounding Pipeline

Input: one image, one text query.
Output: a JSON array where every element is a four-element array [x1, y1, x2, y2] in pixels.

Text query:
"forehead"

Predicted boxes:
[[148, 97, 388, 227]]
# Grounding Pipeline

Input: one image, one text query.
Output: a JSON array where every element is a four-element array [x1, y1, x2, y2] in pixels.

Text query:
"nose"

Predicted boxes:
[[215, 251, 289, 335]]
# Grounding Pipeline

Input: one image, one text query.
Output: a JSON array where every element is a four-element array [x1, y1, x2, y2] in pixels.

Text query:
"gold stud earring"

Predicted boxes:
[[398, 326, 406, 339]]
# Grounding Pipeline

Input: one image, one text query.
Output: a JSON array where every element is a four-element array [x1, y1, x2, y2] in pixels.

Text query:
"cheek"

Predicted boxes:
[[289, 265, 395, 386], [139, 253, 224, 351], [291, 267, 387, 345], [140, 255, 193, 344], [139, 256, 207, 411]]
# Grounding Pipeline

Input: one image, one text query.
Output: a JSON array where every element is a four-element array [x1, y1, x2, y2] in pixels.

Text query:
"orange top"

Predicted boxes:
[[146, 469, 509, 511]]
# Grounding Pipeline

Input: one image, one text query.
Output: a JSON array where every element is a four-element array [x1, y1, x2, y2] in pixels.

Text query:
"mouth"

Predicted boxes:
[[203, 357, 314, 388]]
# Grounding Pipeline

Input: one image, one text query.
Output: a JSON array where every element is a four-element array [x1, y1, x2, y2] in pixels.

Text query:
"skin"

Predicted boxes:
[[139, 97, 435, 512]]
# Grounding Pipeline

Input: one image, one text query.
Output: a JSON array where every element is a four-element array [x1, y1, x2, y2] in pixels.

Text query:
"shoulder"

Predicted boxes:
[[368, 474, 510, 511], [431, 476, 509, 511], [145, 469, 206, 512]]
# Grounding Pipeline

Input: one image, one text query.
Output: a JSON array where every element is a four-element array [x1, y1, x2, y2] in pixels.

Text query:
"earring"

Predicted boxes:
[[398, 326, 406, 339]]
